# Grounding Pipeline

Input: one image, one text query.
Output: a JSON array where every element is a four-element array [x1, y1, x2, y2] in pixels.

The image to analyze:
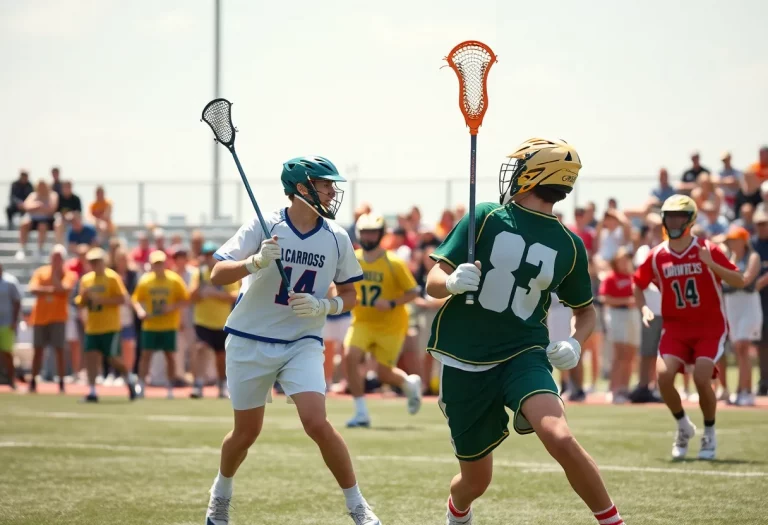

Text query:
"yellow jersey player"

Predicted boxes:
[[76, 247, 135, 403], [345, 213, 421, 428], [189, 241, 239, 399], [132, 250, 190, 399]]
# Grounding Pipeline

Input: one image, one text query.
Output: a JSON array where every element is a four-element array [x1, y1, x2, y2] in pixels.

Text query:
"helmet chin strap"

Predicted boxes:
[[295, 194, 325, 218]]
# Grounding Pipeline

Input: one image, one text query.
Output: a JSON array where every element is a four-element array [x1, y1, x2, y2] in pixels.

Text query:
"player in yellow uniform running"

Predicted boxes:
[[132, 250, 190, 399], [76, 247, 135, 403], [189, 241, 239, 399], [345, 213, 421, 427]]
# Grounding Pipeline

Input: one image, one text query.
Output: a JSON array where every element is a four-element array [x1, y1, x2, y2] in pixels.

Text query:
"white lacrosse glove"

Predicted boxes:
[[289, 293, 343, 318], [245, 237, 281, 273], [545, 337, 581, 371], [445, 262, 482, 295]]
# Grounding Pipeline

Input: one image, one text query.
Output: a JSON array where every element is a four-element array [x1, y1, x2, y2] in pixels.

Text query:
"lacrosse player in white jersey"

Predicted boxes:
[[204, 156, 381, 525]]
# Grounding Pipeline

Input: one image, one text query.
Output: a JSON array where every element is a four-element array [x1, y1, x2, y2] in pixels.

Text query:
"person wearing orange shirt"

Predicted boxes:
[[28, 244, 79, 393], [746, 146, 768, 181], [88, 185, 114, 243]]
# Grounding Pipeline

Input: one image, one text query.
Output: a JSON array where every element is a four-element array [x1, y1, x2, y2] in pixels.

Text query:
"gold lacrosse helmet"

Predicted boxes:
[[499, 138, 582, 205], [355, 213, 386, 251], [661, 194, 698, 239]]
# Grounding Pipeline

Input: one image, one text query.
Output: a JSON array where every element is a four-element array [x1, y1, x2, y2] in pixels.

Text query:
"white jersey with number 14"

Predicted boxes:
[[214, 208, 363, 345]]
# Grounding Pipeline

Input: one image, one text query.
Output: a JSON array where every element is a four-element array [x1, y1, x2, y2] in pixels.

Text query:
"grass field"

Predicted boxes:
[[2, 393, 767, 525]]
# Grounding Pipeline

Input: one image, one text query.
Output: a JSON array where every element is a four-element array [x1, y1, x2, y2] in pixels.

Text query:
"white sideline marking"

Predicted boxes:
[[0, 441, 765, 478], [3, 410, 760, 437]]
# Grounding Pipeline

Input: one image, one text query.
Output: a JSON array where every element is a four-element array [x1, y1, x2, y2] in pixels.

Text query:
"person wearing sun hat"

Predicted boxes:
[[721, 225, 762, 406], [131, 249, 190, 399], [75, 247, 135, 402], [188, 241, 239, 399]]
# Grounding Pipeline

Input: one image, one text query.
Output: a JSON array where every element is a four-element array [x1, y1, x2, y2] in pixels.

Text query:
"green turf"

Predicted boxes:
[[1, 395, 767, 524]]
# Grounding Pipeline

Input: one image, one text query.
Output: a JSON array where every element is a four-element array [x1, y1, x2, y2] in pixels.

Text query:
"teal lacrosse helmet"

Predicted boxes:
[[281, 156, 345, 219]]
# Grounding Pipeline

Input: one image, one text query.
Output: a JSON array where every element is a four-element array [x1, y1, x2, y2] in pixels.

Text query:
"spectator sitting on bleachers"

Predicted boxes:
[[7, 170, 33, 229], [87, 185, 114, 243], [16, 180, 58, 261], [570, 206, 596, 257], [648, 168, 676, 211], [54, 181, 83, 244], [0, 262, 21, 389], [698, 200, 729, 238], [746, 145, 768, 181], [733, 203, 756, 236], [734, 170, 762, 220], [595, 208, 631, 270], [434, 209, 455, 239], [50, 167, 62, 196], [65, 212, 97, 253], [678, 150, 710, 194], [691, 173, 724, 217], [130, 231, 151, 267], [718, 152, 743, 213]]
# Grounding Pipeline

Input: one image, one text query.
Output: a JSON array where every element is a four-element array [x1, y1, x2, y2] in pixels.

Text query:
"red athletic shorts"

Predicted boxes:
[[659, 327, 726, 375]]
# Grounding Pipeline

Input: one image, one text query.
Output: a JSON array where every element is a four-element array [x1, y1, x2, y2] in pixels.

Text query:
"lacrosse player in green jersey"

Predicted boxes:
[[426, 138, 625, 525]]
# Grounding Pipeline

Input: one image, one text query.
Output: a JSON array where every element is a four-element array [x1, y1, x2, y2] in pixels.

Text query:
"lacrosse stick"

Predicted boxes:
[[444, 41, 497, 305], [201, 98, 290, 288]]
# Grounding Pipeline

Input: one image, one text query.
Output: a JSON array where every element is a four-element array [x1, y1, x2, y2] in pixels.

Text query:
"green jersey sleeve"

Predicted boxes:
[[554, 233, 593, 309], [430, 202, 497, 269]]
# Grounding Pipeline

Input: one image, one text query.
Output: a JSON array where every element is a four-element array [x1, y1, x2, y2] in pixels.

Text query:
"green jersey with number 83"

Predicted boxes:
[[428, 201, 593, 366]]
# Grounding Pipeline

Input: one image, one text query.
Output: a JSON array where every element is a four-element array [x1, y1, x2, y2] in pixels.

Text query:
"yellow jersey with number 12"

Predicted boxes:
[[350, 249, 418, 333], [132, 271, 189, 331], [76, 268, 127, 335]]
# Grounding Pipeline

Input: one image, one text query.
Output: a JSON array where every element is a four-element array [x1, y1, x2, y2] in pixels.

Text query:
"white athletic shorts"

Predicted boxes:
[[322, 315, 351, 344], [725, 292, 763, 343], [225, 334, 326, 411], [605, 306, 641, 346]]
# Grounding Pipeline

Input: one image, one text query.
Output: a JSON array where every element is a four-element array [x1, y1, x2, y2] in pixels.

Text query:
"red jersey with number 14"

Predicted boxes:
[[633, 237, 736, 334]]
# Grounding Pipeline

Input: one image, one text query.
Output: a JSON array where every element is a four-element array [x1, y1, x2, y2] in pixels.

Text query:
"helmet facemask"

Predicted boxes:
[[499, 155, 527, 205], [662, 211, 694, 240], [297, 178, 344, 220]]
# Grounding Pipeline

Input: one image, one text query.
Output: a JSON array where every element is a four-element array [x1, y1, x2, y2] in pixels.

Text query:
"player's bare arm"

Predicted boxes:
[[373, 287, 420, 311], [333, 282, 357, 313], [698, 244, 745, 288], [743, 251, 761, 287], [570, 303, 596, 346], [633, 282, 654, 327], [90, 294, 128, 306]]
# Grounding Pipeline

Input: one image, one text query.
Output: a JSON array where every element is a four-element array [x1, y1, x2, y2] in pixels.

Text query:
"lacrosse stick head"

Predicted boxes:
[[201, 98, 237, 148], [444, 41, 498, 135]]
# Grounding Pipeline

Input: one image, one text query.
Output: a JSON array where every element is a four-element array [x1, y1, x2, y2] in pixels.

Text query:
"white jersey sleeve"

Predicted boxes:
[[334, 227, 363, 285], [214, 216, 265, 262]]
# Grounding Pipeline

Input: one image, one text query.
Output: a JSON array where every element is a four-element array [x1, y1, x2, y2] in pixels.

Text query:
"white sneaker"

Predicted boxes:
[[736, 391, 755, 407], [14, 249, 25, 261], [167, 389, 174, 400], [218, 387, 229, 399], [348, 502, 381, 525], [671, 423, 697, 459], [447, 507, 473, 524], [135, 384, 145, 399], [406, 374, 422, 415], [205, 492, 231, 525], [346, 414, 371, 428], [698, 432, 717, 460], [611, 392, 629, 404]]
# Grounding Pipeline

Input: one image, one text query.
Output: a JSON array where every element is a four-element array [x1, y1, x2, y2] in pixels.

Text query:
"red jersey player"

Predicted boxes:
[[633, 195, 744, 461]]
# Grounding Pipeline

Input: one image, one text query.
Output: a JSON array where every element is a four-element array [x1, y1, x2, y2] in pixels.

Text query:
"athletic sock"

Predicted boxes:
[[342, 483, 365, 510], [212, 470, 233, 498], [594, 503, 624, 524], [447, 497, 471, 523], [704, 419, 715, 436], [673, 410, 693, 431], [354, 396, 368, 417], [89, 385, 97, 396]]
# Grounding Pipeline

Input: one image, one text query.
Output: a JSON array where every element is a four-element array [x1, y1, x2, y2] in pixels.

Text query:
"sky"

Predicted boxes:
[[1, 0, 766, 227]]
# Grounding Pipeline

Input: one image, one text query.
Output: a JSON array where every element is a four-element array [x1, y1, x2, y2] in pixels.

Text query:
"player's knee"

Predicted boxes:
[[657, 367, 676, 386], [692, 368, 713, 389], [539, 423, 578, 460], [300, 413, 331, 441], [232, 420, 262, 447]]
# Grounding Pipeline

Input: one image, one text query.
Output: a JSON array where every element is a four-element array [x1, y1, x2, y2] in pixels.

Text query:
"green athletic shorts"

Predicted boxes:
[[0, 326, 15, 353], [438, 348, 560, 461], [84, 332, 120, 358], [140, 330, 176, 352]]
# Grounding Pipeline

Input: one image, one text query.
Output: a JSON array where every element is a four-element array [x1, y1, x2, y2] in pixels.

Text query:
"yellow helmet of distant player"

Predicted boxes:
[[661, 194, 698, 240], [499, 138, 582, 205], [355, 213, 386, 251]]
